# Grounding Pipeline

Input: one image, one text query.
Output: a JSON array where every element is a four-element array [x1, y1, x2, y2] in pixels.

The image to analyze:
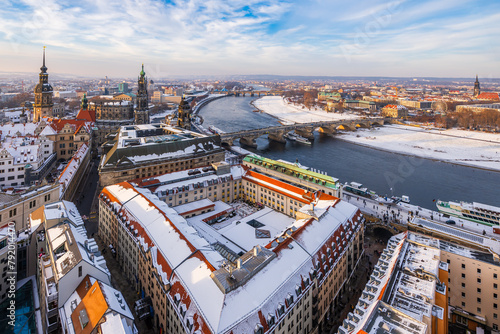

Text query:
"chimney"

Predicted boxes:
[[253, 245, 261, 257]]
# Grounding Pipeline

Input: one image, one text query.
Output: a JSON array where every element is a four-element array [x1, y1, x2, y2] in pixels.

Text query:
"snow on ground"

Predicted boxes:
[[337, 124, 500, 171], [253, 96, 359, 123]]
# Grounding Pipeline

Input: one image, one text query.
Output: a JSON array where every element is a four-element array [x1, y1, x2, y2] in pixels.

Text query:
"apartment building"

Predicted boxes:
[[99, 179, 364, 334], [33, 201, 111, 333], [58, 142, 91, 201], [410, 218, 500, 333], [98, 124, 225, 187], [337, 231, 449, 334], [132, 161, 242, 207]]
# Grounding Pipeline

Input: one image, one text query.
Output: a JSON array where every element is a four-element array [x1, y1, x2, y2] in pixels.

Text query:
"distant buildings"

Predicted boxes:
[[382, 104, 408, 118], [456, 103, 500, 113]]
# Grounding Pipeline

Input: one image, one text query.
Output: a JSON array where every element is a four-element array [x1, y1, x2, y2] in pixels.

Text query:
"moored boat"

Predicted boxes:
[[436, 200, 500, 226]]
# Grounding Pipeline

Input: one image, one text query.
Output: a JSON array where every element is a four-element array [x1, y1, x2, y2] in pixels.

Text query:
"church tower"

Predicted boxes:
[[33, 47, 53, 123], [177, 96, 192, 130], [474, 75, 481, 97], [134, 64, 149, 124]]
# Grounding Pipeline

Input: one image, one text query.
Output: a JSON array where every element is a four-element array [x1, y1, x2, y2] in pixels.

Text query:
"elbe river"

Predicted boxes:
[[199, 96, 500, 210]]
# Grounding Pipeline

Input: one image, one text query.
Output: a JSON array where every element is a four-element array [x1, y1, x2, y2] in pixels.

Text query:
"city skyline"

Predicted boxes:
[[1, 0, 500, 79]]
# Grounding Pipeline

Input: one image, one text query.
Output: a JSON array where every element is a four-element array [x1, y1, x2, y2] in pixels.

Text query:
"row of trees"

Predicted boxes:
[[434, 110, 500, 130]]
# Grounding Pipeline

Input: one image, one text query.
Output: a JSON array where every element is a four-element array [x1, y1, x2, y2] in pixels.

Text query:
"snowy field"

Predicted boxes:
[[253, 96, 359, 123], [337, 125, 500, 171]]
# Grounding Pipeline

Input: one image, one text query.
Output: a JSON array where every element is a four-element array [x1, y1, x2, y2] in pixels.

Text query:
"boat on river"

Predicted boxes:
[[436, 200, 500, 226], [285, 132, 312, 145]]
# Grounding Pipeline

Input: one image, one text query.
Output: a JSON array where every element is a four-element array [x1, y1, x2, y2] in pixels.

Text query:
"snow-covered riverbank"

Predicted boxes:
[[253, 95, 359, 123], [337, 125, 500, 171], [254, 96, 500, 172]]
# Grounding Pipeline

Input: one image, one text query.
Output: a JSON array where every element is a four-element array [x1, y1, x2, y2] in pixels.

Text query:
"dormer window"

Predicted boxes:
[[295, 285, 302, 297], [254, 324, 263, 334], [267, 314, 275, 326], [286, 293, 294, 306], [186, 317, 193, 331], [277, 303, 285, 317], [174, 293, 181, 306], [304, 277, 310, 286], [179, 303, 187, 317]]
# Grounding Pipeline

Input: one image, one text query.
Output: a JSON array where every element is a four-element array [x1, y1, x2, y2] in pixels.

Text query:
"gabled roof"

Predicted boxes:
[[46, 119, 93, 135], [76, 108, 96, 122]]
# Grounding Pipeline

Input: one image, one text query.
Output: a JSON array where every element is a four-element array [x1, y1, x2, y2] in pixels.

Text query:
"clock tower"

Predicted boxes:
[[33, 47, 53, 123]]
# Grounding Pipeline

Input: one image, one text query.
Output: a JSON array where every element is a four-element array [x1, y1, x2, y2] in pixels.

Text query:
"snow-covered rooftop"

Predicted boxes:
[[101, 181, 361, 333], [339, 232, 445, 334]]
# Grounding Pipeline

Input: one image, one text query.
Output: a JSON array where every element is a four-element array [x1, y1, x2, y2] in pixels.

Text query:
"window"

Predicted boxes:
[[44, 194, 51, 202], [478, 278, 481, 284], [462, 273, 466, 278], [461, 283, 466, 288], [477, 288, 481, 293], [495, 303, 498, 309], [495, 293, 498, 299], [78, 266, 82, 277], [495, 283, 498, 289], [495, 273, 498, 279], [477, 268, 481, 273], [477, 307, 481, 313], [477, 298, 481, 303], [462, 264, 466, 269], [494, 324, 499, 331], [462, 292, 466, 298], [457, 315, 468, 326], [9, 209, 16, 218]]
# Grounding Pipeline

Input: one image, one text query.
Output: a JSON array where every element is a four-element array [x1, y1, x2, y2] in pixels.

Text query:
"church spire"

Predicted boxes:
[[474, 74, 481, 97], [81, 93, 88, 110], [40, 46, 48, 73]]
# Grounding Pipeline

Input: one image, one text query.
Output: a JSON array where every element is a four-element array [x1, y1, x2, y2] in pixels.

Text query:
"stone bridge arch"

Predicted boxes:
[[336, 123, 356, 131], [355, 122, 370, 129]]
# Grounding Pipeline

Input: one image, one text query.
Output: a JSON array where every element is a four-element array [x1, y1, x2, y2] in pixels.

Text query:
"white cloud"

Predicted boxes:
[[0, 0, 498, 77]]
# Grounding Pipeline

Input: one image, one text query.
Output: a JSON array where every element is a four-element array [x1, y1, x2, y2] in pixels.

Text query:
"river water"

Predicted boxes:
[[200, 96, 500, 209]]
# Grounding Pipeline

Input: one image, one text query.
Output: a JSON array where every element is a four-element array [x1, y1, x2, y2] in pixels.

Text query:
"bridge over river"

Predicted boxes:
[[219, 117, 393, 147]]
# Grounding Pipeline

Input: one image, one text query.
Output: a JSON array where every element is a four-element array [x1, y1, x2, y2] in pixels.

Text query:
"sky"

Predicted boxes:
[[0, 0, 499, 79]]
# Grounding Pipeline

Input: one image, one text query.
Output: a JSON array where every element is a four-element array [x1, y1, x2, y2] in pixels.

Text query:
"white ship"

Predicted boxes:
[[436, 200, 500, 226], [285, 132, 312, 145]]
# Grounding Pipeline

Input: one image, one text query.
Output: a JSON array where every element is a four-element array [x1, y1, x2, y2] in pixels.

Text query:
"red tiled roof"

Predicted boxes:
[[47, 119, 93, 134], [477, 92, 500, 100], [76, 108, 96, 122]]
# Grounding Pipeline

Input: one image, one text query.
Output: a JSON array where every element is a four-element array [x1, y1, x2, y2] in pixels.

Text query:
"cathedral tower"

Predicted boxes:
[[474, 75, 481, 97], [134, 64, 149, 124], [33, 47, 53, 123], [177, 96, 192, 130]]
